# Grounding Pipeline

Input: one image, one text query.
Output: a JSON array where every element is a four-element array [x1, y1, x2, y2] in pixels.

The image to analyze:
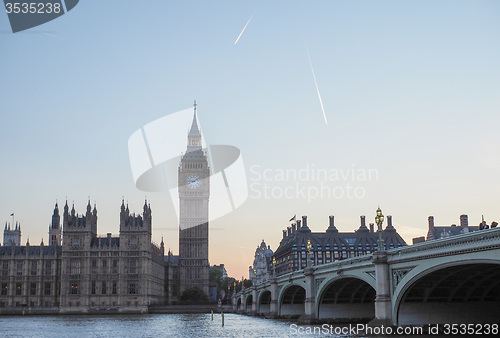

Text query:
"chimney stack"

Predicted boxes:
[[302, 216, 307, 229], [360, 215, 366, 227], [387, 215, 392, 227], [369, 223, 374, 233], [282, 230, 286, 239], [428, 216, 435, 229], [287, 227, 291, 236], [460, 214, 469, 233], [292, 223, 296, 233], [327, 215, 338, 233]]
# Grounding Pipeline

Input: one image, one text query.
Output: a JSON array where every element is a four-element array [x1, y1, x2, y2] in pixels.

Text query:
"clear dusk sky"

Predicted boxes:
[[1, 1, 499, 280]]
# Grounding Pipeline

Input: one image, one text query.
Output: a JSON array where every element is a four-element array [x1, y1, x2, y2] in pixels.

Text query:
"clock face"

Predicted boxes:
[[186, 174, 201, 189]]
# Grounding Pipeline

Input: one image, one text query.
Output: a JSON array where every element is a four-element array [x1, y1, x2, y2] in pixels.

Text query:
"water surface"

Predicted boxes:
[[0, 313, 331, 337]]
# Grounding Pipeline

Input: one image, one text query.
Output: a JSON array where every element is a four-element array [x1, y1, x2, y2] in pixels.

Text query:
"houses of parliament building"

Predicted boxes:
[[0, 110, 210, 314]]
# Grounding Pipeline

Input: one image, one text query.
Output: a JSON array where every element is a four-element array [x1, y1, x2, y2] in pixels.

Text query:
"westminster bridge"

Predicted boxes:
[[233, 227, 500, 325]]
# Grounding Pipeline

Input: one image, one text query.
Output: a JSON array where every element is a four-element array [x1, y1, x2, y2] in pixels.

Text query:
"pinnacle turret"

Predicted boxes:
[[52, 201, 61, 230]]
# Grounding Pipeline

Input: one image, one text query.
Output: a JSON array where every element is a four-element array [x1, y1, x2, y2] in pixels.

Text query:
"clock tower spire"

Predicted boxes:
[[188, 100, 202, 150]]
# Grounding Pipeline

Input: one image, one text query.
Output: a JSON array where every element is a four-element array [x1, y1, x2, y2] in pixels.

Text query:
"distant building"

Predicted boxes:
[[209, 286, 218, 303], [273, 215, 407, 276], [211, 264, 227, 279], [426, 214, 480, 241], [249, 240, 273, 284], [209, 264, 228, 304], [412, 236, 426, 245], [164, 251, 180, 305]]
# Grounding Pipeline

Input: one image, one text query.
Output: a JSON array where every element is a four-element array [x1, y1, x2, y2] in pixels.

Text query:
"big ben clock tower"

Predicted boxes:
[[178, 101, 210, 296]]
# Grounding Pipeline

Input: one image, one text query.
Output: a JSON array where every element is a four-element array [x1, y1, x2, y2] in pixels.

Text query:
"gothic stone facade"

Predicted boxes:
[[0, 200, 168, 314], [0, 244, 61, 309]]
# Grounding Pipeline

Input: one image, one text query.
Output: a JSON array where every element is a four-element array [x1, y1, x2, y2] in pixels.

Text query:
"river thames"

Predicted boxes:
[[0, 313, 333, 337], [0, 313, 451, 337]]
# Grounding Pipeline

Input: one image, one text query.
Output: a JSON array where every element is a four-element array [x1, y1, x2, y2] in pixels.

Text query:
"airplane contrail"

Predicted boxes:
[[234, 13, 255, 45], [307, 50, 328, 125], [43, 32, 66, 40]]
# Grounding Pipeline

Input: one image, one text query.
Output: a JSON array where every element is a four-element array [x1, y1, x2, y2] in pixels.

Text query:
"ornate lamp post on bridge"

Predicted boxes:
[[269, 256, 278, 317], [307, 239, 313, 267], [375, 207, 385, 251], [371, 206, 393, 326], [272, 257, 276, 278], [301, 239, 316, 323]]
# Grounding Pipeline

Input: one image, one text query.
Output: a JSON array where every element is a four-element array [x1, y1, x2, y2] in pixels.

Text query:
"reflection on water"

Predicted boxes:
[[0, 313, 335, 338]]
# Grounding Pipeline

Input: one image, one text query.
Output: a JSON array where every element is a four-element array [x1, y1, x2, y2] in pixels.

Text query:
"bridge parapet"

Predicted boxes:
[[315, 255, 373, 274], [387, 227, 500, 263]]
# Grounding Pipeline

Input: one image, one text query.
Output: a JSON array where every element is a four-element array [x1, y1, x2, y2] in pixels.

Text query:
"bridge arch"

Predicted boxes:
[[316, 275, 376, 321], [236, 297, 242, 312], [394, 260, 500, 325], [244, 294, 253, 313], [257, 289, 272, 314], [278, 283, 306, 317]]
